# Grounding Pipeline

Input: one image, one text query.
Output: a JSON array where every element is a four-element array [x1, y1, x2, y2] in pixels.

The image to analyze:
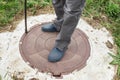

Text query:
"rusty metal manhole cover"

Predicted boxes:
[[19, 23, 90, 77]]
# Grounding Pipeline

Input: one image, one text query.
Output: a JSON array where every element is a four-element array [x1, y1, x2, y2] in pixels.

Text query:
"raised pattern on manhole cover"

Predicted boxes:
[[19, 23, 90, 76]]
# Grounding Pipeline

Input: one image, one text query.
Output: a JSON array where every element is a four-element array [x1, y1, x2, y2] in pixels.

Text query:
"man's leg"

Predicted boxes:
[[48, 0, 86, 62], [52, 0, 65, 31], [55, 0, 86, 51], [41, 0, 65, 32]]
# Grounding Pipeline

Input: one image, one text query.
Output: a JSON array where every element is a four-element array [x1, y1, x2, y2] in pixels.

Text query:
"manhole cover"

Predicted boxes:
[[19, 23, 90, 77]]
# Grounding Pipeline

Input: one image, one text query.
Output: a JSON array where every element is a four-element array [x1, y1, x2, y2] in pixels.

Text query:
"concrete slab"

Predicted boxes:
[[0, 14, 116, 80]]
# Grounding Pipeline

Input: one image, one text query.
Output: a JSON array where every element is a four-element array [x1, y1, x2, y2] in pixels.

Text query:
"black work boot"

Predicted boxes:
[[41, 23, 59, 32]]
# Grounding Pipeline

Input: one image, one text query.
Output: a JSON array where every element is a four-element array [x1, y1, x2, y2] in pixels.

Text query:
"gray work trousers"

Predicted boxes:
[[52, 0, 86, 51]]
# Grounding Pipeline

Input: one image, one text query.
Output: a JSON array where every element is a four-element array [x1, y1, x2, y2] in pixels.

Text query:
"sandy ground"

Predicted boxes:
[[0, 14, 116, 80]]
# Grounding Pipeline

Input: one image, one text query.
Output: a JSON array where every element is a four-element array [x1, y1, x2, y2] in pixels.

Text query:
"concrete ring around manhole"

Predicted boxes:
[[19, 23, 91, 77]]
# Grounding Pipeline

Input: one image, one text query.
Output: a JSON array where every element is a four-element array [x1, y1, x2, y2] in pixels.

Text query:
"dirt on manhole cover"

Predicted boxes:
[[19, 23, 90, 77]]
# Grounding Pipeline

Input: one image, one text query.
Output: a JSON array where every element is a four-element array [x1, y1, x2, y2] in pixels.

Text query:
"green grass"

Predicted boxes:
[[0, 0, 120, 79], [109, 49, 120, 77], [0, 0, 51, 26], [0, 0, 23, 26], [0, 75, 1, 80]]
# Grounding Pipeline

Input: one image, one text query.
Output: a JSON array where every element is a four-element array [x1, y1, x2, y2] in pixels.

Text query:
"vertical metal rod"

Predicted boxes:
[[24, 0, 28, 33]]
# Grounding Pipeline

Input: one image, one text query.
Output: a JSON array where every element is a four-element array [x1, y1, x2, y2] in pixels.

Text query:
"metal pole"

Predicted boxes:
[[24, 0, 28, 33]]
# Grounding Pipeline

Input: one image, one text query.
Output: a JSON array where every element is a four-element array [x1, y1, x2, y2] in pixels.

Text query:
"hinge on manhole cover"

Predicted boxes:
[[52, 73, 62, 78]]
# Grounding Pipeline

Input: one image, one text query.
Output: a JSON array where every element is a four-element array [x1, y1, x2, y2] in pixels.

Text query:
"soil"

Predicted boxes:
[[0, 6, 54, 33], [0, 5, 108, 33]]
